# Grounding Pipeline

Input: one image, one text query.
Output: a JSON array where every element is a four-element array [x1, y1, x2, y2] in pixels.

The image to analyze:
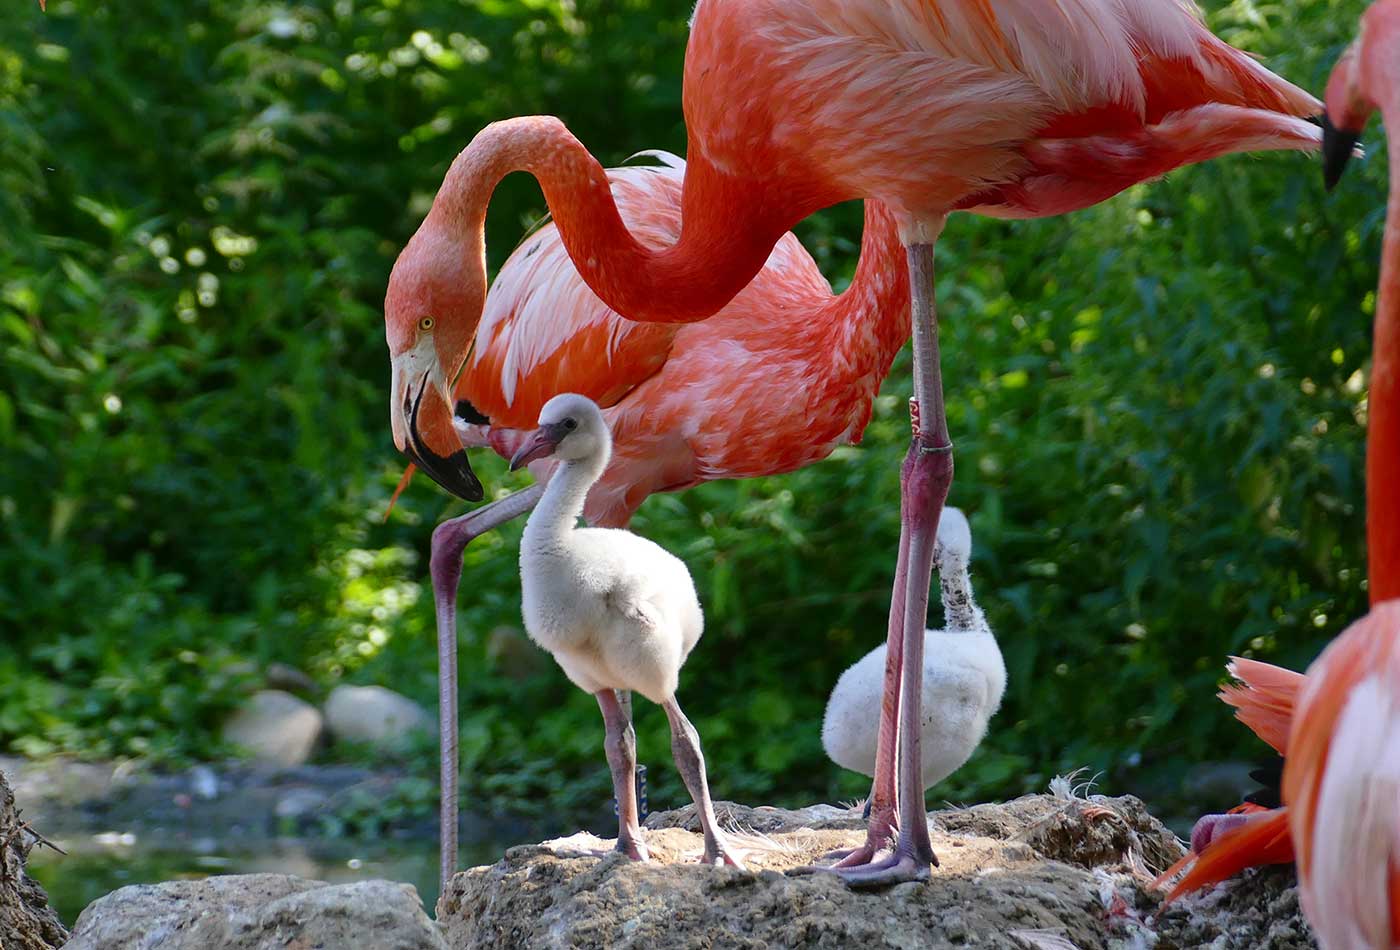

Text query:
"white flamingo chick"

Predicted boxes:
[[510, 392, 739, 867], [822, 507, 1006, 794]]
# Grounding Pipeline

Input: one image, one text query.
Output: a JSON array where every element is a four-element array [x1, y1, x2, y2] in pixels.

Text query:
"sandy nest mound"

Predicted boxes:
[[440, 792, 1316, 949]]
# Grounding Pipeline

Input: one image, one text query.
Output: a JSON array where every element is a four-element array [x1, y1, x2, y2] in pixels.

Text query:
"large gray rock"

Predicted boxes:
[[440, 795, 1316, 950], [65, 874, 447, 950], [324, 685, 430, 749], [222, 690, 323, 766]]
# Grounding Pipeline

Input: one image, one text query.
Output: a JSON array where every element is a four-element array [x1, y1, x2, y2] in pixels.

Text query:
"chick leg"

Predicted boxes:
[[662, 696, 743, 868]]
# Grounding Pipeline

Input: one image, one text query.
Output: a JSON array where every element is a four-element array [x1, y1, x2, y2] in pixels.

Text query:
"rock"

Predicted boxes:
[[440, 794, 1318, 950], [65, 874, 447, 950], [325, 685, 430, 749], [0, 756, 121, 814], [189, 765, 220, 800], [222, 690, 324, 767], [1155, 863, 1316, 949], [0, 768, 68, 949], [273, 787, 331, 826], [265, 662, 318, 695]]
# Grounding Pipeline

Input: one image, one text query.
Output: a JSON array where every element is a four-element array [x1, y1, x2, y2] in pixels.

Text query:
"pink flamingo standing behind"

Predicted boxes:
[[387, 0, 1324, 885], [393, 155, 910, 887]]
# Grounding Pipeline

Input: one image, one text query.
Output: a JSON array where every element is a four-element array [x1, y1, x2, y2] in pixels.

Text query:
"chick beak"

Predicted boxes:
[[509, 425, 564, 472]]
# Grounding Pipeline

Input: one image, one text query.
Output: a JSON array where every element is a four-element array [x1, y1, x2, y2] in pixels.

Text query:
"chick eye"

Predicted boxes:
[[418, 316, 435, 331], [563, 418, 577, 431]]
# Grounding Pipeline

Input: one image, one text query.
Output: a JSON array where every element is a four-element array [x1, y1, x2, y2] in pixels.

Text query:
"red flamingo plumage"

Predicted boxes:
[[460, 159, 908, 524], [1158, 5, 1400, 945], [385, 0, 1324, 886], [397, 155, 909, 886]]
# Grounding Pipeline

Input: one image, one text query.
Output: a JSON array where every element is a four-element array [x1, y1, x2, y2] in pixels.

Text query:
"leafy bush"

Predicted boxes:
[[0, 0, 1386, 823]]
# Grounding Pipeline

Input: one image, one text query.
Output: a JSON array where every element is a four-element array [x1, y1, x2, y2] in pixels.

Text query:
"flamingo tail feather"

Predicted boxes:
[[1161, 808, 1295, 902]]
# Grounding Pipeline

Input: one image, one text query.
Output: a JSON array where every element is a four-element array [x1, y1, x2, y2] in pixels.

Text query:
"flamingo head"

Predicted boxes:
[[1323, 0, 1400, 190], [384, 223, 486, 502], [509, 394, 609, 471]]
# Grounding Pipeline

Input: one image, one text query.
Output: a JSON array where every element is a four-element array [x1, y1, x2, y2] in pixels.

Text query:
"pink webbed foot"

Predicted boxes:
[[830, 851, 934, 888], [702, 839, 746, 869], [825, 843, 891, 869], [1190, 811, 1255, 853], [813, 806, 898, 868], [821, 821, 939, 887], [617, 836, 651, 862]]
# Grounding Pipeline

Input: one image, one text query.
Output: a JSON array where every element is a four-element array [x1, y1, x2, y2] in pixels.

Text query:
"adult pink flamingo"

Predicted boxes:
[[1158, 5, 1400, 944], [393, 154, 910, 887], [386, 0, 1324, 885], [1288, 11, 1400, 942]]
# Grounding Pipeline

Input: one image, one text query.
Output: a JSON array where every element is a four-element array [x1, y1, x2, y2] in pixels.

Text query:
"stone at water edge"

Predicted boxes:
[[222, 689, 324, 766], [324, 684, 431, 749], [264, 662, 317, 696], [64, 874, 448, 950], [0, 768, 67, 950]]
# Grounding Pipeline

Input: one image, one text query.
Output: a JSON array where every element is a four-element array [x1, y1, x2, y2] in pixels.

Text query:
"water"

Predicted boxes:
[[27, 830, 514, 928]]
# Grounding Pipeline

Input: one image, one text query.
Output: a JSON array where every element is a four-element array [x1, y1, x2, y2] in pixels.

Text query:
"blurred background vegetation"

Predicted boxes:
[[0, 0, 1387, 825]]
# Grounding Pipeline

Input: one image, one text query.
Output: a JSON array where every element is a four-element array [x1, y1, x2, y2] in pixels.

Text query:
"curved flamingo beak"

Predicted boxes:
[[508, 424, 566, 472], [390, 352, 483, 502], [1321, 114, 1362, 192], [1321, 42, 1370, 192]]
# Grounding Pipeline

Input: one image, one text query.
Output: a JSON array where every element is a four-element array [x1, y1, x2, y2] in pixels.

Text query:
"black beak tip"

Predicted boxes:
[[1320, 113, 1360, 193], [405, 376, 484, 502], [405, 444, 485, 502], [438, 448, 485, 502]]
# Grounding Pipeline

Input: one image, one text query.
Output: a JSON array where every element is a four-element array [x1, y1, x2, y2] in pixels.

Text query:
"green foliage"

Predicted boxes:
[[0, 0, 1387, 826]]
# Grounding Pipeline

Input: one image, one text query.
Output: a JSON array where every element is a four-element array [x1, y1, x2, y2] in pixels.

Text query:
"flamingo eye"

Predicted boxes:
[[418, 316, 435, 331], [563, 418, 577, 431]]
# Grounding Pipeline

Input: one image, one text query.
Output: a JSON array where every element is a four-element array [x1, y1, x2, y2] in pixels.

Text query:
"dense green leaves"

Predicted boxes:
[[0, 0, 1387, 818]]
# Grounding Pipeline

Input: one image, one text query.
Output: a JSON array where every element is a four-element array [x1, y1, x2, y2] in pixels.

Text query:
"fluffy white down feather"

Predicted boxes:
[[821, 507, 1006, 790], [518, 393, 704, 704]]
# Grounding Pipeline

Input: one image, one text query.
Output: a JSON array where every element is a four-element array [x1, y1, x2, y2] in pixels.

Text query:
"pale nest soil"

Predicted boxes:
[[439, 794, 1316, 950]]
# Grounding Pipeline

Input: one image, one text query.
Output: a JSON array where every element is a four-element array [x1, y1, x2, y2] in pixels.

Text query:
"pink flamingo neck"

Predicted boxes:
[[809, 201, 912, 387], [1369, 95, 1400, 604], [439, 116, 802, 326]]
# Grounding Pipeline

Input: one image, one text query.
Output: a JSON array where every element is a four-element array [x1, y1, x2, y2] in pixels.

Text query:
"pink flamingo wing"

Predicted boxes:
[[685, 0, 1319, 232]]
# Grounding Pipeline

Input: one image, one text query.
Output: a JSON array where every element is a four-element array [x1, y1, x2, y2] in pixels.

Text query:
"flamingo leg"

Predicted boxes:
[[431, 482, 546, 891], [832, 238, 950, 887], [661, 696, 744, 868], [614, 690, 649, 819], [823, 520, 910, 866], [596, 689, 649, 860]]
